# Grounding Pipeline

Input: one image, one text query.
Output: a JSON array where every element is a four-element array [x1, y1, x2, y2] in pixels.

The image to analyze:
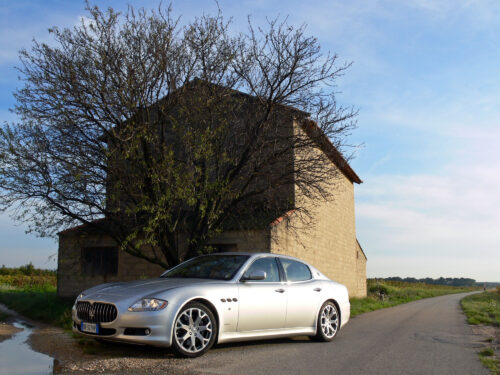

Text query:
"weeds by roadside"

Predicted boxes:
[[479, 347, 500, 375], [461, 290, 500, 375], [461, 291, 500, 327]]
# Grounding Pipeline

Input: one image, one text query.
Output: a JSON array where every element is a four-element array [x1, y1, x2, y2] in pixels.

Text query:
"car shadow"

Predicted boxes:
[[213, 335, 312, 351], [86, 335, 313, 358]]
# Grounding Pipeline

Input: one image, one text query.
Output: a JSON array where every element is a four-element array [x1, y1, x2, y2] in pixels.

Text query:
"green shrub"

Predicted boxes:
[[368, 284, 390, 295]]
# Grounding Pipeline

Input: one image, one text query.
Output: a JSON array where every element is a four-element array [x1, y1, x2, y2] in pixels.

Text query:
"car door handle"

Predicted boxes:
[[275, 288, 285, 293], [313, 288, 322, 292]]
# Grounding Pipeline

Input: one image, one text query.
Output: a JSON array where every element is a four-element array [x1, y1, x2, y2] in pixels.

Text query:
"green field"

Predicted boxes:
[[350, 279, 477, 317], [461, 290, 500, 375], [0, 274, 73, 330]]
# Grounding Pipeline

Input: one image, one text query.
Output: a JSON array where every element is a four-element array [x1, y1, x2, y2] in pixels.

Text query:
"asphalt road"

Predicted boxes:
[[181, 292, 488, 375]]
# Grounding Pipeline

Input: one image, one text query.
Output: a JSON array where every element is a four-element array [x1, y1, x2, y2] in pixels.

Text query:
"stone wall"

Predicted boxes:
[[57, 232, 164, 297], [355, 240, 367, 297], [269, 120, 367, 298], [208, 229, 270, 252]]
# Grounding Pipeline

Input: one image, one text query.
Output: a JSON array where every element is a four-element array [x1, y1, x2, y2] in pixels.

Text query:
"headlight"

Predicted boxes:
[[128, 298, 168, 312]]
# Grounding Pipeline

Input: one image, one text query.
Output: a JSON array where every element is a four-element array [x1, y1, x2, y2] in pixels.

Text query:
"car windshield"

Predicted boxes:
[[160, 255, 250, 280]]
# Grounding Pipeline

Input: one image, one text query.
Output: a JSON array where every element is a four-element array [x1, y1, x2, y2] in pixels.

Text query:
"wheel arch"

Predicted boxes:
[[174, 297, 221, 343], [316, 298, 342, 330]]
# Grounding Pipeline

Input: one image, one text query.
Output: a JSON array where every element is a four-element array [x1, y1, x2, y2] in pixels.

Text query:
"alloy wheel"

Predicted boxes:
[[174, 307, 213, 354], [320, 304, 339, 339]]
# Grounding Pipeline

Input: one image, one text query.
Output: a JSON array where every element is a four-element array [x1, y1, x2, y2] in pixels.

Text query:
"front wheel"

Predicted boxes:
[[172, 302, 217, 357], [314, 301, 340, 342]]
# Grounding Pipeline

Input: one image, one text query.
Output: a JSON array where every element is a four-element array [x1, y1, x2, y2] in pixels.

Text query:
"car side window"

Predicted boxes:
[[243, 257, 280, 282], [280, 259, 312, 282]]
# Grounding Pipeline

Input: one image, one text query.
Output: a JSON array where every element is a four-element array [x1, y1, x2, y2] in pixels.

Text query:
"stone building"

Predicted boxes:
[[57, 86, 367, 298]]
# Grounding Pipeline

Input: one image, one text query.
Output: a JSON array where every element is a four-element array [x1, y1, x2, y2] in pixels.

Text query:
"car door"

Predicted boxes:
[[237, 257, 287, 332], [279, 258, 321, 328]]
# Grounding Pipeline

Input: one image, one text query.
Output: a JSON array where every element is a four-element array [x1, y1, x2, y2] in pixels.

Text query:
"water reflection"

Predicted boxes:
[[0, 322, 56, 375]]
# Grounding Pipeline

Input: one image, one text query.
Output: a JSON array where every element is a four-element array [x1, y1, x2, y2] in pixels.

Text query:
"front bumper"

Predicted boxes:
[[72, 302, 174, 347]]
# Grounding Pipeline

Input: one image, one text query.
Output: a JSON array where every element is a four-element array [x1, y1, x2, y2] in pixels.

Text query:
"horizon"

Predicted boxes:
[[1, 0, 499, 281]]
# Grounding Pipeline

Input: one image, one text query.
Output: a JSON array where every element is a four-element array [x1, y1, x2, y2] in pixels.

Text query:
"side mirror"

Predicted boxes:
[[242, 270, 266, 281]]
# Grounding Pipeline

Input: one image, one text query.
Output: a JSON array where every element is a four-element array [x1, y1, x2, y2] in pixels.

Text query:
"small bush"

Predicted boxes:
[[480, 348, 495, 357], [368, 284, 390, 295]]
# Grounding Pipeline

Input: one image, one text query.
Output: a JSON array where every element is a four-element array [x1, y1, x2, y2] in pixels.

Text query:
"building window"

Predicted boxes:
[[81, 247, 118, 276]]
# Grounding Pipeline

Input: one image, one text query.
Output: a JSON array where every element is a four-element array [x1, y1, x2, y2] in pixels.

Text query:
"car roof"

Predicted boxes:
[[204, 252, 305, 262]]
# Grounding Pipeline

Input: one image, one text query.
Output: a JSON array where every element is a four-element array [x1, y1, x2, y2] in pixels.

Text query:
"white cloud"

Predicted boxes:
[[356, 162, 500, 281]]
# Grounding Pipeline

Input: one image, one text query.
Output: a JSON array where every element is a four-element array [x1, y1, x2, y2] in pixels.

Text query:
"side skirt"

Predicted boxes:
[[217, 327, 316, 344]]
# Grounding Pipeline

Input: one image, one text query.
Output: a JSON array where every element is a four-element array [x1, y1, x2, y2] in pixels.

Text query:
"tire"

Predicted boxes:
[[314, 301, 340, 342], [171, 302, 217, 358]]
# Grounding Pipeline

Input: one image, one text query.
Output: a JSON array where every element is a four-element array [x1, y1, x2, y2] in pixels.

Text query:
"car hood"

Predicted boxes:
[[84, 278, 222, 298]]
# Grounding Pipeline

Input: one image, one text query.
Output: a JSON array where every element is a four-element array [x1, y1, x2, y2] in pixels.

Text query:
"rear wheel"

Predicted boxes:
[[314, 301, 339, 342], [172, 302, 217, 357]]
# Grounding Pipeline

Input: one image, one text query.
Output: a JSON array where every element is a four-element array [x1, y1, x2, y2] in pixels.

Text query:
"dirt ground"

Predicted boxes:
[[28, 324, 199, 374], [471, 325, 500, 363], [0, 303, 198, 374], [0, 321, 22, 343]]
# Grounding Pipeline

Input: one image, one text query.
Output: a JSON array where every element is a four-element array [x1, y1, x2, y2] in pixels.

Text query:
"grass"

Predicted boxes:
[[479, 349, 500, 375], [350, 279, 477, 317], [461, 290, 500, 375], [0, 283, 74, 330], [461, 291, 500, 326]]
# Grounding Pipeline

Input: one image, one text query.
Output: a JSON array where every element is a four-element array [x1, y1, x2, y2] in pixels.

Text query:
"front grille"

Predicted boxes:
[[76, 301, 117, 323]]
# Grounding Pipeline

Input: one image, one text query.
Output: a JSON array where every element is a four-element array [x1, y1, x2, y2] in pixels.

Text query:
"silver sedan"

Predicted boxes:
[[72, 253, 350, 357]]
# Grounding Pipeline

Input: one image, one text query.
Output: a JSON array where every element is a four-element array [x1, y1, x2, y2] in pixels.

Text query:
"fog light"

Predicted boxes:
[[145, 329, 151, 335]]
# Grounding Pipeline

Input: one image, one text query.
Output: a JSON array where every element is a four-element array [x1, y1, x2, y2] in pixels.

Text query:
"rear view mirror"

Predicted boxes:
[[242, 270, 266, 281]]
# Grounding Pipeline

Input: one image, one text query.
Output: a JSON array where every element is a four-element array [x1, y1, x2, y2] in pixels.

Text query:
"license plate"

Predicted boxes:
[[81, 322, 99, 334]]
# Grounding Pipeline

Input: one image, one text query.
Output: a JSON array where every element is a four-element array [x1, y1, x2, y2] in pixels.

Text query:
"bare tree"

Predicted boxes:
[[0, 3, 357, 268]]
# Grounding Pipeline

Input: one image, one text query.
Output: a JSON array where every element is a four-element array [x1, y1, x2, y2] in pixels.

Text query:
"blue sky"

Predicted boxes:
[[1, 1, 499, 281]]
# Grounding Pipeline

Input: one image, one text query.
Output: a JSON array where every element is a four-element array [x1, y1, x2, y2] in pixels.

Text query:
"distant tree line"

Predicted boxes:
[[0, 263, 56, 276], [379, 277, 476, 287]]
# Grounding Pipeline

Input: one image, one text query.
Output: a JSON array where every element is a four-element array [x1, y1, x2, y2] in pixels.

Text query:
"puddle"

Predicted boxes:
[[0, 322, 57, 375]]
